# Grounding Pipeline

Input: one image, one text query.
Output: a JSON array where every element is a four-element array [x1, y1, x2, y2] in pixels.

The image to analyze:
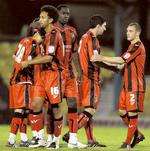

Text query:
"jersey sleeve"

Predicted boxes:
[[121, 42, 142, 64], [72, 29, 78, 53], [14, 40, 28, 63], [78, 36, 93, 60], [87, 37, 94, 60]]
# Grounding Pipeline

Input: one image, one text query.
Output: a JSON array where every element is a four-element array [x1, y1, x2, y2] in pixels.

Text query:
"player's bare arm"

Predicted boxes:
[[21, 55, 53, 68], [102, 61, 125, 70], [72, 52, 82, 79], [91, 54, 125, 65]]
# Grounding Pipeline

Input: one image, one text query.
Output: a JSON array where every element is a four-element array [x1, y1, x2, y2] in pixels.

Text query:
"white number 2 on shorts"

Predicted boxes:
[[129, 93, 135, 105]]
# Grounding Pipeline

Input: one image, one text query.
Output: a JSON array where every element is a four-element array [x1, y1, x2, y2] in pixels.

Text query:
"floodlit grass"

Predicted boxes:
[[0, 125, 150, 151]]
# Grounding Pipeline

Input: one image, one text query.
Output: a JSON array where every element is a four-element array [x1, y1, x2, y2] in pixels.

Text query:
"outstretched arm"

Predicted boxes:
[[91, 54, 125, 65], [72, 52, 82, 79], [21, 55, 53, 68]]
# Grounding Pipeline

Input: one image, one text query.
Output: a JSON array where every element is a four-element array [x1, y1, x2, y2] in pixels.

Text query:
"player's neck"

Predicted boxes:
[[131, 37, 141, 44], [59, 21, 67, 27], [89, 28, 97, 37], [45, 24, 52, 33]]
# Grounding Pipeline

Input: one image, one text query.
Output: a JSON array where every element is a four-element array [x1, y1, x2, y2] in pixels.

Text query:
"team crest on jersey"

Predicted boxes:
[[48, 46, 55, 54], [123, 52, 131, 59]]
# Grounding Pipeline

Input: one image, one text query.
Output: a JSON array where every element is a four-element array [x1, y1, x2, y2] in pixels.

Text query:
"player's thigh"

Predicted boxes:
[[64, 77, 78, 98], [137, 92, 145, 112], [80, 76, 91, 107], [31, 85, 46, 110], [118, 89, 126, 111], [9, 84, 26, 108], [45, 71, 62, 105], [126, 92, 145, 112], [94, 81, 101, 109]]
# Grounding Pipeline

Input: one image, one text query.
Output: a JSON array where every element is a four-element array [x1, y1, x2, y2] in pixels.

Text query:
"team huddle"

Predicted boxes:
[[7, 4, 146, 150]]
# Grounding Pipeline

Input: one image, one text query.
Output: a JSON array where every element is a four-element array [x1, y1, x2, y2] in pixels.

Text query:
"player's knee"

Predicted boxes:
[[128, 111, 138, 117], [85, 107, 96, 115], [32, 97, 44, 112], [14, 109, 24, 118], [67, 98, 77, 108], [118, 109, 127, 116], [14, 108, 24, 113], [52, 104, 62, 119], [67, 98, 77, 113], [23, 109, 30, 118]]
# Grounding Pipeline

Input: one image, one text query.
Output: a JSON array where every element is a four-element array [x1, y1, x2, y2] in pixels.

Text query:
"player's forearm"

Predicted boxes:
[[103, 61, 118, 67], [100, 55, 124, 65], [72, 52, 82, 76], [28, 55, 53, 65]]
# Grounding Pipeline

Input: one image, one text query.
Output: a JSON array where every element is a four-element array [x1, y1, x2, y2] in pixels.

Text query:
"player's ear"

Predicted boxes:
[[136, 31, 140, 37], [96, 24, 100, 28], [49, 18, 53, 23]]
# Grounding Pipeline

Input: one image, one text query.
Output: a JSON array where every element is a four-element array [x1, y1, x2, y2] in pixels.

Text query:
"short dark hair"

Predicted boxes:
[[41, 5, 59, 23], [128, 22, 141, 34], [57, 4, 69, 11], [27, 21, 45, 37], [89, 14, 105, 28]]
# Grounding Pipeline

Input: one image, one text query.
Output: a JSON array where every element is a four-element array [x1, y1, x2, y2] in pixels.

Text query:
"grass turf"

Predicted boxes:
[[0, 125, 149, 151]]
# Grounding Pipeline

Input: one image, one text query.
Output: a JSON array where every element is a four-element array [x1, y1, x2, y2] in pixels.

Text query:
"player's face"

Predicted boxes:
[[58, 7, 70, 24], [39, 11, 50, 28], [126, 26, 139, 41], [97, 22, 106, 36]]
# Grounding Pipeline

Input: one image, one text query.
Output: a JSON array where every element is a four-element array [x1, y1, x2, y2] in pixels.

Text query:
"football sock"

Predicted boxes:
[[29, 110, 44, 134], [8, 112, 23, 144], [68, 107, 78, 133], [125, 115, 138, 144], [85, 117, 95, 142], [78, 111, 92, 129], [53, 116, 63, 137], [47, 107, 54, 135]]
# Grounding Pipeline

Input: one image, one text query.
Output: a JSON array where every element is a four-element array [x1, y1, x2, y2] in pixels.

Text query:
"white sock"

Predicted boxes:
[[38, 129, 45, 140], [8, 133, 16, 144], [47, 134, 53, 142], [69, 132, 77, 144], [53, 135, 60, 147], [20, 133, 28, 142]]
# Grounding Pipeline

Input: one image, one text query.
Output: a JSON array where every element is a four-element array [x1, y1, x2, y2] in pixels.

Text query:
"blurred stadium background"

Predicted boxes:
[[0, 0, 150, 127]]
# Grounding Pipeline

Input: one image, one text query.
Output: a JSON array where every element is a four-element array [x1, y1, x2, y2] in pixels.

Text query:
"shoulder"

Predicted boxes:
[[139, 42, 145, 51], [130, 41, 142, 53], [51, 27, 59, 34], [20, 37, 32, 44], [19, 38, 33, 47], [45, 28, 60, 40], [81, 32, 91, 42], [66, 25, 77, 32]]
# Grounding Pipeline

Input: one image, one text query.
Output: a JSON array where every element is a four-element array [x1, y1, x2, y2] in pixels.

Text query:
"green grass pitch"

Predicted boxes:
[[0, 125, 149, 151]]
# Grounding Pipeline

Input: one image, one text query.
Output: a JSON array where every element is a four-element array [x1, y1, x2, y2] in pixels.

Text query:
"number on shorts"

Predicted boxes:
[[51, 86, 59, 97], [129, 93, 135, 105]]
